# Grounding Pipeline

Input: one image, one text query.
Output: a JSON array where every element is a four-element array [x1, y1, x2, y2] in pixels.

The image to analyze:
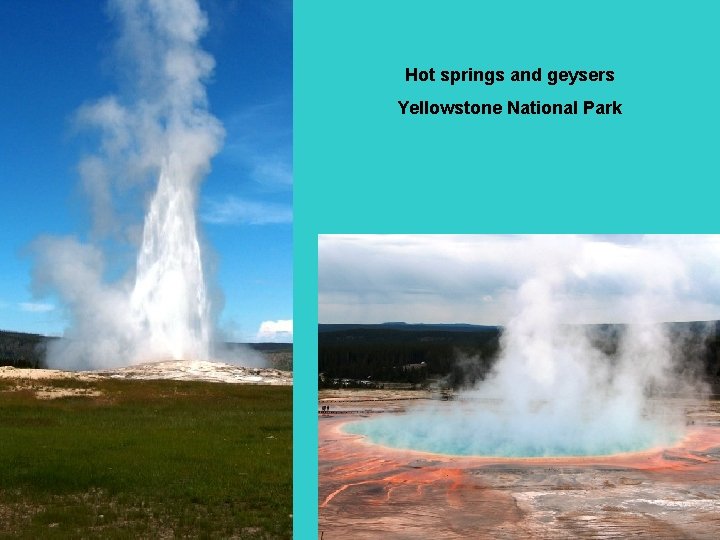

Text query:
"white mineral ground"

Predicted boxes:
[[0, 360, 292, 386]]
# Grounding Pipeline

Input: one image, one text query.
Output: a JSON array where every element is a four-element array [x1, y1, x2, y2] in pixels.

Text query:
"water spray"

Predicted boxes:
[[31, 0, 224, 369]]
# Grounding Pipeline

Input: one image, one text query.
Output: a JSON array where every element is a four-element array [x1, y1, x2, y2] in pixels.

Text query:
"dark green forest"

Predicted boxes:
[[318, 325, 499, 388], [319, 322, 720, 393], [0, 330, 292, 370], [0, 330, 49, 368]]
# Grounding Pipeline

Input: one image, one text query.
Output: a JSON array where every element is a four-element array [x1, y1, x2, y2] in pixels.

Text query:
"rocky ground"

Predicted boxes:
[[0, 359, 292, 388], [95, 359, 292, 385], [319, 391, 720, 539]]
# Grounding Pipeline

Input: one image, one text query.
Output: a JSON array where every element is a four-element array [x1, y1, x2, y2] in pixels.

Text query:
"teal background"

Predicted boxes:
[[294, 1, 719, 536]]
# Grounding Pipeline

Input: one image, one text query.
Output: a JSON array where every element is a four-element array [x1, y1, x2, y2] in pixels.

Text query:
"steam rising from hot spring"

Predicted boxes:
[[346, 241, 708, 457], [31, 0, 228, 369]]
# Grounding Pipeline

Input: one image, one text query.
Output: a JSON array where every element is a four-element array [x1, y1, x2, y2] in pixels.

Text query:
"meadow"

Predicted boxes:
[[0, 378, 292, 538]]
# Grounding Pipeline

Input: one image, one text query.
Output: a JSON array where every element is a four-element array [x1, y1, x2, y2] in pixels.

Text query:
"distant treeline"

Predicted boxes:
[[318, 322, 720, 393], [0, 330, 50, 368], [319, 325, 500, 388], [0, 330, 292, 370]]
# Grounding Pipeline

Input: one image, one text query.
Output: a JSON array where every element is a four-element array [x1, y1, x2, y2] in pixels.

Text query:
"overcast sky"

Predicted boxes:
[[319, 235, 720, 326]]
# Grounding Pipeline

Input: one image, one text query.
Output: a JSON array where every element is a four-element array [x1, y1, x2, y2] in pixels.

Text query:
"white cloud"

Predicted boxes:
[[318, 234, 720, 325], [202, 196, 292, 225], [251, 159, 292, 186], [19, 302, 55, 313], [255, 319, 293, 342], [222, 101, 292, 188]]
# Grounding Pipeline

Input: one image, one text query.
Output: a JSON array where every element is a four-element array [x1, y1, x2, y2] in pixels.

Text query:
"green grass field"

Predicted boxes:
[[0, 378, 292, 538]]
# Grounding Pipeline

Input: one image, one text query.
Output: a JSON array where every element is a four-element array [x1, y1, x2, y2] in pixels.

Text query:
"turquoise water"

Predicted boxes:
[[343, 411, 679, 457]]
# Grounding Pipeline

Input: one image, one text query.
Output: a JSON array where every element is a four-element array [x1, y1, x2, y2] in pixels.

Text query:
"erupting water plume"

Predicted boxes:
[[131, 154, 211, 361], [30, 0, 229, 369]]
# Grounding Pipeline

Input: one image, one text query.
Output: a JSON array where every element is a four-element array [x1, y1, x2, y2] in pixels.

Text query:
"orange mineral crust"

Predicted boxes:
[[319, 398, 720, 539]]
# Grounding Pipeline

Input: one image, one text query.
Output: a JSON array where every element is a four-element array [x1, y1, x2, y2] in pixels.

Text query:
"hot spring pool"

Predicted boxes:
[[343, 408, 683, 457]]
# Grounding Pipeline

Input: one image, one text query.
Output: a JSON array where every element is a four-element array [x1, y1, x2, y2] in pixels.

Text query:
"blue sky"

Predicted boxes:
[[0, 0, 292, 342]]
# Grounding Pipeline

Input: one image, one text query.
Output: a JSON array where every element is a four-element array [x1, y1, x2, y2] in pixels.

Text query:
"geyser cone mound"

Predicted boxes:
[[0, 360, 292, 385], [97, 359, 292, 385]]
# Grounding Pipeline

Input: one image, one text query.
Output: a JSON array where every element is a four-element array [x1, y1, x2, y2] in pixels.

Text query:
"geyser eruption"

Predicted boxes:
[[131, 154, 211, 361], [346, 237, 707, 457], [31, 0, 224, 369]]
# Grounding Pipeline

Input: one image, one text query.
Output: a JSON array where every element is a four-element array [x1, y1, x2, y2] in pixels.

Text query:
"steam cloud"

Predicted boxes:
[[339, 235, 710, 456], [31, 0, 230, 369]]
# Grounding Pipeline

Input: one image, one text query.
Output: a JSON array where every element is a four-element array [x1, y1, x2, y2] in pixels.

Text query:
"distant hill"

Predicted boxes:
[[244, 342, 293, 353], [318, 323, 500, 347], [0, 330, 292, 371], [319, 322, 499, 333], [225, 342, 293, 371], [0, 330, 50, 368], [319, 323, 502, 387], [318, 321, 720, 393]]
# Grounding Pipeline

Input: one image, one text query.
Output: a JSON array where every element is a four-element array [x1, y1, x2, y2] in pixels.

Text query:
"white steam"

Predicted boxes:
[[31, 0, 227, 369], [342, 236, 710, 456]]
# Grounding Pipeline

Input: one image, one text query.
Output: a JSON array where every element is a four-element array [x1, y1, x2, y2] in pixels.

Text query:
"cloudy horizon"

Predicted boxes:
[[319, 234, 720, 326]]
